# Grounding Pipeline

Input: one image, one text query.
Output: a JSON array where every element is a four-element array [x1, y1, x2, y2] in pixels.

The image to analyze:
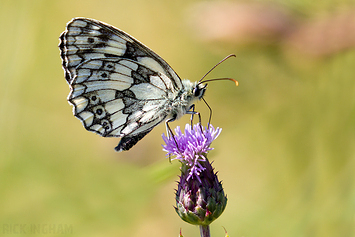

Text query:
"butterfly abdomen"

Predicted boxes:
[[114, 127, 154, 152]]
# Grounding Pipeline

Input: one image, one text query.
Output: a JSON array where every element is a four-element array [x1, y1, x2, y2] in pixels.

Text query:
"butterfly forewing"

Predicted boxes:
[[60, 18, 182, 88]]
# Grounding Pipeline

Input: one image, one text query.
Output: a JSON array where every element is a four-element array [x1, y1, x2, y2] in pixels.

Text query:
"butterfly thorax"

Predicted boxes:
[[168, 80, 205, 120]]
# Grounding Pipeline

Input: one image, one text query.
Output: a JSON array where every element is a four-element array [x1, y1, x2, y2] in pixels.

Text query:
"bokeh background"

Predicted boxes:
[[1, 0, 355, 236]]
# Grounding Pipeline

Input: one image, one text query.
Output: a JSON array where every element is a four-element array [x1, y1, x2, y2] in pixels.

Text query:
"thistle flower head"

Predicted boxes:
[[162, 124, 222, 181], [162, 124, 227, 226]]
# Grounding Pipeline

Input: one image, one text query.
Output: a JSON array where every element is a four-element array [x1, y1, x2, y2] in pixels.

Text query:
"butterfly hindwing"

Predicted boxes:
[[68, 57, 174, 137]]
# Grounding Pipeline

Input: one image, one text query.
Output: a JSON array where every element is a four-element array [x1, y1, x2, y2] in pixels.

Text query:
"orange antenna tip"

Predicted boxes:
[[231, 78, 238, 86]]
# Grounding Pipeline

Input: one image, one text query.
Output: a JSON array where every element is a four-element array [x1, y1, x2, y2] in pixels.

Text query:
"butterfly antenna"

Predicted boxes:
[[199, 54, 236, 83], [200, 77, 239, 86]]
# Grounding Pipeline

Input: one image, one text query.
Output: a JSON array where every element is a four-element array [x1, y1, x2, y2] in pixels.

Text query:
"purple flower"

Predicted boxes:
[[162, 124, 227, 227], [162, 124, 222, 182]]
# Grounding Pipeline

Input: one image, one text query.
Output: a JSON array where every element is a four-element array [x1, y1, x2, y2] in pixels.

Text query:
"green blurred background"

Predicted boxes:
[[1, 0, 355, 236]]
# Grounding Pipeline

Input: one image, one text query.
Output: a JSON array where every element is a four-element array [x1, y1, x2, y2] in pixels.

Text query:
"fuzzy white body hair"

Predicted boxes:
[[167, 79, 200, 120]]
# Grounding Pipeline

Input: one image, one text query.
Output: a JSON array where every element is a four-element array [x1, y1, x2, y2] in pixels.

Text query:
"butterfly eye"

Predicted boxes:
[[193, 84, 206, 98], [193, 88, 200, 97]]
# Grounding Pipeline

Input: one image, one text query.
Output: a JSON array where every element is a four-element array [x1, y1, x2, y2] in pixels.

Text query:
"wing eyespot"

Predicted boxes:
[[96, 108, 103, 115], [101, 119, 112, 132], [100, 72, 108, 78], [103, 62, 115, 70], [93, 105, 106, 119], [89, 95, 100, 105]]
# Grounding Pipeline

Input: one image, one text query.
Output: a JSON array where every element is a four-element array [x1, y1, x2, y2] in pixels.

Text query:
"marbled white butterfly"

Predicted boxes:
[[59, 18, 236, 152]]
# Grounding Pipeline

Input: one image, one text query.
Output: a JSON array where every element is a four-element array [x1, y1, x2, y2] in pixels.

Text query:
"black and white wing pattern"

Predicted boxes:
[[59, 18, 189, 152]]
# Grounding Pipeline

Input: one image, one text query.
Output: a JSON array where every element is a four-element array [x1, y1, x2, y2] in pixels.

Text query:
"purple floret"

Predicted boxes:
[[162, 124, 222, 182]]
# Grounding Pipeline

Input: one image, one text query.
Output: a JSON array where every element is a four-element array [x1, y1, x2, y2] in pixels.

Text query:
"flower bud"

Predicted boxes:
[[175, 158, 227, 225]]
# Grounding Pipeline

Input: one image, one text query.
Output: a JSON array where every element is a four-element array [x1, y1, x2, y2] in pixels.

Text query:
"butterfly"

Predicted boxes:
[[59, 18, 236, 152]]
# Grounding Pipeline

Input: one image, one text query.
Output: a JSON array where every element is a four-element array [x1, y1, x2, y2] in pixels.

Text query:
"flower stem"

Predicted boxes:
[[199, 225, 210, 237]]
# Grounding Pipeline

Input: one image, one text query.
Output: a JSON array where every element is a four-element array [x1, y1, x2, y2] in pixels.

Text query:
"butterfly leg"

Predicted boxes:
[[165, 115, 176, 139], [165, 115, 181, 148], [165, 116, 182, 162], [188, 104, 196, 128], [186, 104, 203, 132], [202, 97, 213, 128]]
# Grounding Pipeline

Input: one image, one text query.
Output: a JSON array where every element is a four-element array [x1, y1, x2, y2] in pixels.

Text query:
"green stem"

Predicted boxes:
[[199, 225, 210, 237]]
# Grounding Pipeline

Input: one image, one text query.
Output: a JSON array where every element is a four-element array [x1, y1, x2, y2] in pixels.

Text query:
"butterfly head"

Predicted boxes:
[[193, 83, 208, 99]]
